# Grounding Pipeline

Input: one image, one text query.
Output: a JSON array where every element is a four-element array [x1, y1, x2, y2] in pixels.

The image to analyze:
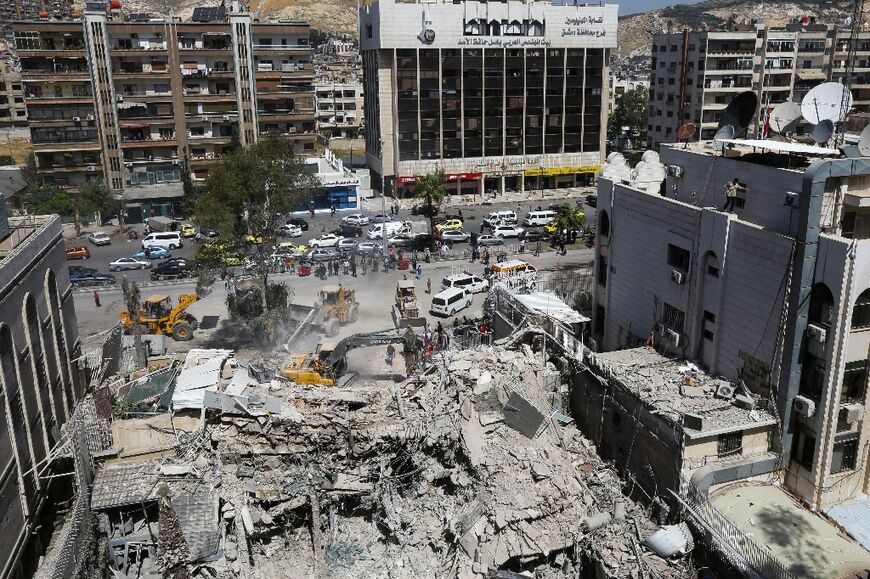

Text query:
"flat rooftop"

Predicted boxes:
[[711, 484, 870, 578], [0, 215, 55, 261], [664, 140, 841, 172], [592, 347, 777, 437]]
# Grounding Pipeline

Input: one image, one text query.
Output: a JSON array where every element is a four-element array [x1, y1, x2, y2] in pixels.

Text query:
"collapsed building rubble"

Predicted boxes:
[[82, 334, 694, 578]]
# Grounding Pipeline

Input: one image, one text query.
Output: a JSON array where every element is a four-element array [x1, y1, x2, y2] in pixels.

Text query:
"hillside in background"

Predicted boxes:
[[617, 0, 856, 59]]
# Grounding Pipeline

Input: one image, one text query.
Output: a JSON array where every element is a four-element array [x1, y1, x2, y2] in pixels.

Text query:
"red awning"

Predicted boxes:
[[397, 172, 482, 185]]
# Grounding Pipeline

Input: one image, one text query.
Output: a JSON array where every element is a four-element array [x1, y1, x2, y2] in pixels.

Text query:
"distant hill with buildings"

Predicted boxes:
[[616, 0, 856, 59]]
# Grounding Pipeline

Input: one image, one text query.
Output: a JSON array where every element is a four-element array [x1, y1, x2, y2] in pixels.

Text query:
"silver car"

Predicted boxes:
[[337, 238, 358, 252], [306, 248, 338, 261], [476, 235, 504, 247], [440, 229, 471, 243], [109, 257, 152, 271]]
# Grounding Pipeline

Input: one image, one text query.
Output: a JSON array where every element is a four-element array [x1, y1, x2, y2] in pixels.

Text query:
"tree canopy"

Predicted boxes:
[[414, 169, 446, 238], [607, 86, 648, 147]]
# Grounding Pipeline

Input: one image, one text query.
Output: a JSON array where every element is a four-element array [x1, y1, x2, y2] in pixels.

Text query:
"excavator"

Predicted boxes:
[[120, 293, 200, 341], [281, 329, 418, 386]]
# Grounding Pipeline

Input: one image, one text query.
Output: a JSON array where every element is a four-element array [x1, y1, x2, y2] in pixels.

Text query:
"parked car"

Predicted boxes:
[[440, 229, 471, 244], [435, 218, 463, 232], [287, 217, 309, 231], [306, 248, 338, 261], [519, 228, 549, 242], [159, 257, 194, 269], [585, 194, 597, 208], [68, 265, 97, 276], [387, 233, 416, 248], [492, 225, 524, 239], [273, 241, 308, 256], [65, 246, 91, 260], [412, 233, 435, 251], [142, 231, 183, 250], [151, 263, 193, 281], [180, 223, 197, 238], [309, 234, 343, 248], [70, 271, 115, 287], [109, 257, 152, 271], [476, 235, 504, 247], [87, 231, 112, 246], [342, 213, 370, 226], [337, 238, 358, 252], [411, 204, 438, 217], [279, 223, 303, 238], [333, 223, 363, 238], [355, 241, 379, 255], [442, 273, 489, 294], [133, 246, 171, 260], [370, 214, 392, 224], [430, 287, 473, 317]]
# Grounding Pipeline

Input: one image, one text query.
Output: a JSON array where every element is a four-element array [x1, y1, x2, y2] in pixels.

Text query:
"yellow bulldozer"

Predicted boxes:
[[120, 293, 200, 341], [281, 341, 337, 386], [318, 285, 360, 338]]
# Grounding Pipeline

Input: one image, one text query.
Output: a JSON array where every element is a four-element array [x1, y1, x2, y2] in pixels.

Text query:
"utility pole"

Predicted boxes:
[[121, 276, 147, 368]]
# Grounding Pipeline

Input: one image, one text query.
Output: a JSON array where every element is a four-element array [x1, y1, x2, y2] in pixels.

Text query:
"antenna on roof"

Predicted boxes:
[[718, 91, 758, 139]]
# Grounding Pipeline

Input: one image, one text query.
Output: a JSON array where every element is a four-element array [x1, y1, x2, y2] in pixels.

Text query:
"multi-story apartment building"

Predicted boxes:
[[648, 24, 870, 148], [0, 200, 84, 577], [0, 63, 26, 126], [592, 139, 870, 512], [13, 4, 314, 221], [608, 74, 648, 115], [359, 0, 617, 197], [315, 82, 363, 138]]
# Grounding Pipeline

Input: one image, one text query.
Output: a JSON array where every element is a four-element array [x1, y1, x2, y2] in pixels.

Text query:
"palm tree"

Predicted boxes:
[[553, 204, 585, 238], [413, 169, 446, 240]]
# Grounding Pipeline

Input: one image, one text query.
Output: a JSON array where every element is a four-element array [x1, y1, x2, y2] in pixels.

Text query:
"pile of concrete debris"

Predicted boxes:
[[89, 341, 694, 578]]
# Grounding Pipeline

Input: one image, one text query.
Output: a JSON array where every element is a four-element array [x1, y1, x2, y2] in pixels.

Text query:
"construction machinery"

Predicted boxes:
[[281, 329, 417, 386], [120, 294, 200, 341], [318, 285, 360, 337], [392, 279, 427, 330]]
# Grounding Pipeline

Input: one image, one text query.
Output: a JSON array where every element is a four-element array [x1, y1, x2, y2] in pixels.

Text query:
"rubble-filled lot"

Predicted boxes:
[[89, 341, 693, 578]]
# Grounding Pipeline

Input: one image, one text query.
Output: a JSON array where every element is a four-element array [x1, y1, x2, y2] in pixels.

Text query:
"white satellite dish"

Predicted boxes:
[[769, 101, 803, 135], [811, 119, 834, 144], [858, 124, 870, 157], [801, 82, 852, 124]]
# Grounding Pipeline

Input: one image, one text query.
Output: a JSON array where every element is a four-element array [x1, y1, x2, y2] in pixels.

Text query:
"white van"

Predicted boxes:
[[442, 273, 489, 294], [367, 221, 404, 240], [430, 287, 473, 317], [523, 210, 557, 227], [484, 210, 518, 227], [142, 231, 183, 250]]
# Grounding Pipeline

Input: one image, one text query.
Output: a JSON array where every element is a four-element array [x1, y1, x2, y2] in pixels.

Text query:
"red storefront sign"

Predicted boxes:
[[396, 172, 482, 185]]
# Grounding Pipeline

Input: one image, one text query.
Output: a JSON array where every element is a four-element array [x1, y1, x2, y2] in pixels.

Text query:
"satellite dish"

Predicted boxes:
[[677, 122, 697, 141], [801, 82, 852, 124], [769, 101, 803, 135], [713, 125, 735, 151], [811, 120, 834, 144], [858, 124, 870, 156], [719, 91, 758, 138]]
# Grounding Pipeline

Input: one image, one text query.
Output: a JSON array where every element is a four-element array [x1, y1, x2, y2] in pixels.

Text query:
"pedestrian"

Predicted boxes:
[[535, 240, 541, 257], [385, 344, 395, 367], [559, 238, 566, 255], [424, 248, 431, 263], [415, 264, 422, 280], [516, 202, 521, 214], [361, 258, 367, 276], [480, 222, 485, 234], [411, 250, 418, 270], [342, 257, 350, 275], [520, 238, 526, 254], [374, 255, 379, 273], [397, 249, 404, 264], [351, 257, 357, 277], [310, 208, 315, 219], [93, 290, 101, 308], [426, 277, 432, 294], [331, 203, 336, 217], [722, 178, 745, 212]]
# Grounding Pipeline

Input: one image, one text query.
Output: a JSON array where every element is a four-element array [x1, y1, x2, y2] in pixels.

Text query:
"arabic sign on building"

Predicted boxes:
[[560, 15, 607, 38], [396, 172, 483, 185], [524, 166, 600, 177]]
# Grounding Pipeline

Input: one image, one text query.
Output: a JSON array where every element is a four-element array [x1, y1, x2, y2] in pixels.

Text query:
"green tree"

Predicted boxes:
[[194, 133, 316, 312], [413, 169, 446, 241], [607, 86, 648, 148], [552, 203, 585, 234], [28, 184, 74, 217], [78, 178, 113, 231]]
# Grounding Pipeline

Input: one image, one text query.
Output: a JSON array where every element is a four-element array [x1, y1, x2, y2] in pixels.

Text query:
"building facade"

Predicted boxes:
[[13, 6, 315, 221], [0, 63, 26, 126], [593, 140, 870, 510], [0, 205, 83, 577], [315, 82, 364, 139], [648, 24, 870, 148], [359, 0, 617, 197]]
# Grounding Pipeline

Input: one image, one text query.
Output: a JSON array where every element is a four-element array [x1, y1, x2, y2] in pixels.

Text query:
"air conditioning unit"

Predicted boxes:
[[124, 162, 133, 168], [222, 115, 231, 121], [671, 269, 686, 284], [665, 329, 682, 346], [843, 403, 865, 424], [806, 323, 827, 343], [715, 384, 735, 399], [667, 164, 684, 178], [171, 159, 180, 165], [784, 191, 798, 206], [793, 395, 816, 418], [653, 322, 665, 335], [86, 165, 96, 172], [86, 114, 95, 121], [72, 116, 81, 122], [201, 115, 209, 122]]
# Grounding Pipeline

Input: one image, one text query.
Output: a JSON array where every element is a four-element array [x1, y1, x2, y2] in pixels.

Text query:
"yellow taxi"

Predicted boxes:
[[180, 223, 197, 238], [435, 218, 463, 232], [544, 209, 584, 233], [274, 241, 308, 255]]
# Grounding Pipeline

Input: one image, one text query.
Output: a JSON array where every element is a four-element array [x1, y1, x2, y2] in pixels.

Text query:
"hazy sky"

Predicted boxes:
[[618, 0, 704, 16]]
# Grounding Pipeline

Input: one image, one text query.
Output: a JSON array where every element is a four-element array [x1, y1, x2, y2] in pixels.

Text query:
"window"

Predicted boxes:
[[366, 24, 372, 39], [662, 303, 685, 333], [599, 211, 609, 237], [717, 431, 743, 457], [703, 310, 716, 322], [851, 289, 870, 329], [809, 284, 835, 327], [703, 329, 714, 341], [667, 243, 691, 271], [799, 353, 826, 400], [598, 256, 607, 287], [841, 360, 867, 404], [830, 438, 858, 473], [707, 265, 719, 277], [791, 427, 816, 470]]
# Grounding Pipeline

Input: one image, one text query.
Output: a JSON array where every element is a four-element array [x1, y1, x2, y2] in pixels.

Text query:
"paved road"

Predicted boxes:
[[64, 193, 598, 287], [74, 246, 595, 343]]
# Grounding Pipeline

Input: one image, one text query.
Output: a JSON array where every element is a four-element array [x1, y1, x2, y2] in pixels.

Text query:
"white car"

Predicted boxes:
[[356, 241, 379, 254], [440, 229, 471, 243], [309, 234, 343, 248], [342, 213, 370, 226], [493, 225, 524, 239], [279, 223, 302, 238], [442, 273, 489, 294], [88, 232, 112, 246], [109, 257, 151, 271]]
